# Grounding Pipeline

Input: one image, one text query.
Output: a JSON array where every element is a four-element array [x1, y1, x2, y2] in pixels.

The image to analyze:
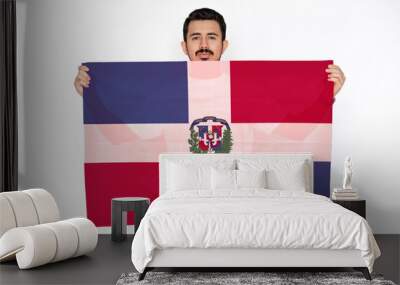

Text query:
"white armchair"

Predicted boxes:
[[0, 188, 97, 269]]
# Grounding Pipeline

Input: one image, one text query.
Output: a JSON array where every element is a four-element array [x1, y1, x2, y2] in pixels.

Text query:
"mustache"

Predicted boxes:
[[195, 48, 214, 56]]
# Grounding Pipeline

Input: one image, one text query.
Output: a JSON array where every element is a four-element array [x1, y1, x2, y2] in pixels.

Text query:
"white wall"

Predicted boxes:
[[16, 0, 400, 233]]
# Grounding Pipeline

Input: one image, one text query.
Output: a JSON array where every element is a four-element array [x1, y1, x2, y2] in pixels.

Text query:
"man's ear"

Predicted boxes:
[[222, 40, 229, 54], [181, 41, 188, 55]]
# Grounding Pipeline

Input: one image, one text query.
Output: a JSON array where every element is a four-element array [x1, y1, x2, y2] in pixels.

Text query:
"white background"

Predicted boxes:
[[16, 0, 400, 233]]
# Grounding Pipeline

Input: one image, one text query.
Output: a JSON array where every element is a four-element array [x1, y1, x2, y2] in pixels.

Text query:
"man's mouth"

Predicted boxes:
[[199, 52, 211, 60], [196, 48, 214, 61]]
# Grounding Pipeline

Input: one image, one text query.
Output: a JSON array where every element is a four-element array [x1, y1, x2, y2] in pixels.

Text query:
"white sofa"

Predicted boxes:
[[0, 188, 98, 269]]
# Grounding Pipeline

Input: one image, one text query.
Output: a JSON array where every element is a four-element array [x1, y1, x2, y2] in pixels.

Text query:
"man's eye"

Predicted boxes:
[[192, 36, 200, 40], [209, 36, 216, 40]]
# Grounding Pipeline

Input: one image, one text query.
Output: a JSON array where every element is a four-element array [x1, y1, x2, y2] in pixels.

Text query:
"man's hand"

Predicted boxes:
[[326, 64, 346, 97], [74, 65, 91, 96]]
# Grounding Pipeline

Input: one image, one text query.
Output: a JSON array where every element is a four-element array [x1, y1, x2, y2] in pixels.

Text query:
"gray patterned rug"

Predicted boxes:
[[116, 271, 396, 285]]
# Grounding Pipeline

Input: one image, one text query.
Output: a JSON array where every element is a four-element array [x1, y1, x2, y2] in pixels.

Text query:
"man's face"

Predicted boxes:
[[181, 20, 228, 61]]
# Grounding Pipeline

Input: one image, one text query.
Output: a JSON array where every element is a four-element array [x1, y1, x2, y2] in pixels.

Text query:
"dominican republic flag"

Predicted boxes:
[[83, 60, 333, 226]]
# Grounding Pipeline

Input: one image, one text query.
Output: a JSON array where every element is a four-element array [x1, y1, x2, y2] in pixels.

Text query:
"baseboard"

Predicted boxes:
[[95, 230, 400, 235], [97, 225, 135, 234]]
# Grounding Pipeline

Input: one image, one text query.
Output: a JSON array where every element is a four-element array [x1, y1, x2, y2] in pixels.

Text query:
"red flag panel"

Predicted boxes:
[[230, 61, 333, 123], [84, 162, 159, 226]]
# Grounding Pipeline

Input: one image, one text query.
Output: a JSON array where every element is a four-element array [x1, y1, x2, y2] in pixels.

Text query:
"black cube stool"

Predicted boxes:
[[111, 197, 150, 242]]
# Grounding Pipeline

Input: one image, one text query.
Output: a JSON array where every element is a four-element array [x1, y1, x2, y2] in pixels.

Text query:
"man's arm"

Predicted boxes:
[[74, 65, 91, 96]]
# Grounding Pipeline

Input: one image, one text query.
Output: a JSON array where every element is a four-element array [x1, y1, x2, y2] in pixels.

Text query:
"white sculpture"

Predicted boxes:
[[342, 156, 353, 190]]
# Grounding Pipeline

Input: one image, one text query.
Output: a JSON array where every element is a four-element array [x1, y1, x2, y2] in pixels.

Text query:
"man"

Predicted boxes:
[[74, 8, 345, 96]]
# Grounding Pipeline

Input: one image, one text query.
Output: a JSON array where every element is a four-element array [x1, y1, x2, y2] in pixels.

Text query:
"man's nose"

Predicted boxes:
[[200, 37, 209, 49]]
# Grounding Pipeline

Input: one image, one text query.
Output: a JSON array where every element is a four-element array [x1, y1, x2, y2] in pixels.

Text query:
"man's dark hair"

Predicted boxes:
[[183, 8, 226, 42]]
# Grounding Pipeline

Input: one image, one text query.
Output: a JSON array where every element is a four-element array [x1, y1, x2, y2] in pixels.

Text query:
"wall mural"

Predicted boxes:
[[83, 60, 333, 226]]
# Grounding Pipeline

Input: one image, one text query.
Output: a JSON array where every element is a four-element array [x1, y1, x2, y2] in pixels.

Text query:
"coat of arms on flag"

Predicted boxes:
[[83, 60, 333, 226], [189, 116, 232, 153]]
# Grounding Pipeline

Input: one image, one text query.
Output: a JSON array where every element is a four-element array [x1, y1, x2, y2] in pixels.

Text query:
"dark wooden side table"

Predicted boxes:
[[111, 197, 150, 242], [332, 199, 366, 219]]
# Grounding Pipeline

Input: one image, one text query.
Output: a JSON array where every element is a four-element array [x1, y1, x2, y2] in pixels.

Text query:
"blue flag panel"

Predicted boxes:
[[314, 161, 331, 197], [83, 62, 189, 124]]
